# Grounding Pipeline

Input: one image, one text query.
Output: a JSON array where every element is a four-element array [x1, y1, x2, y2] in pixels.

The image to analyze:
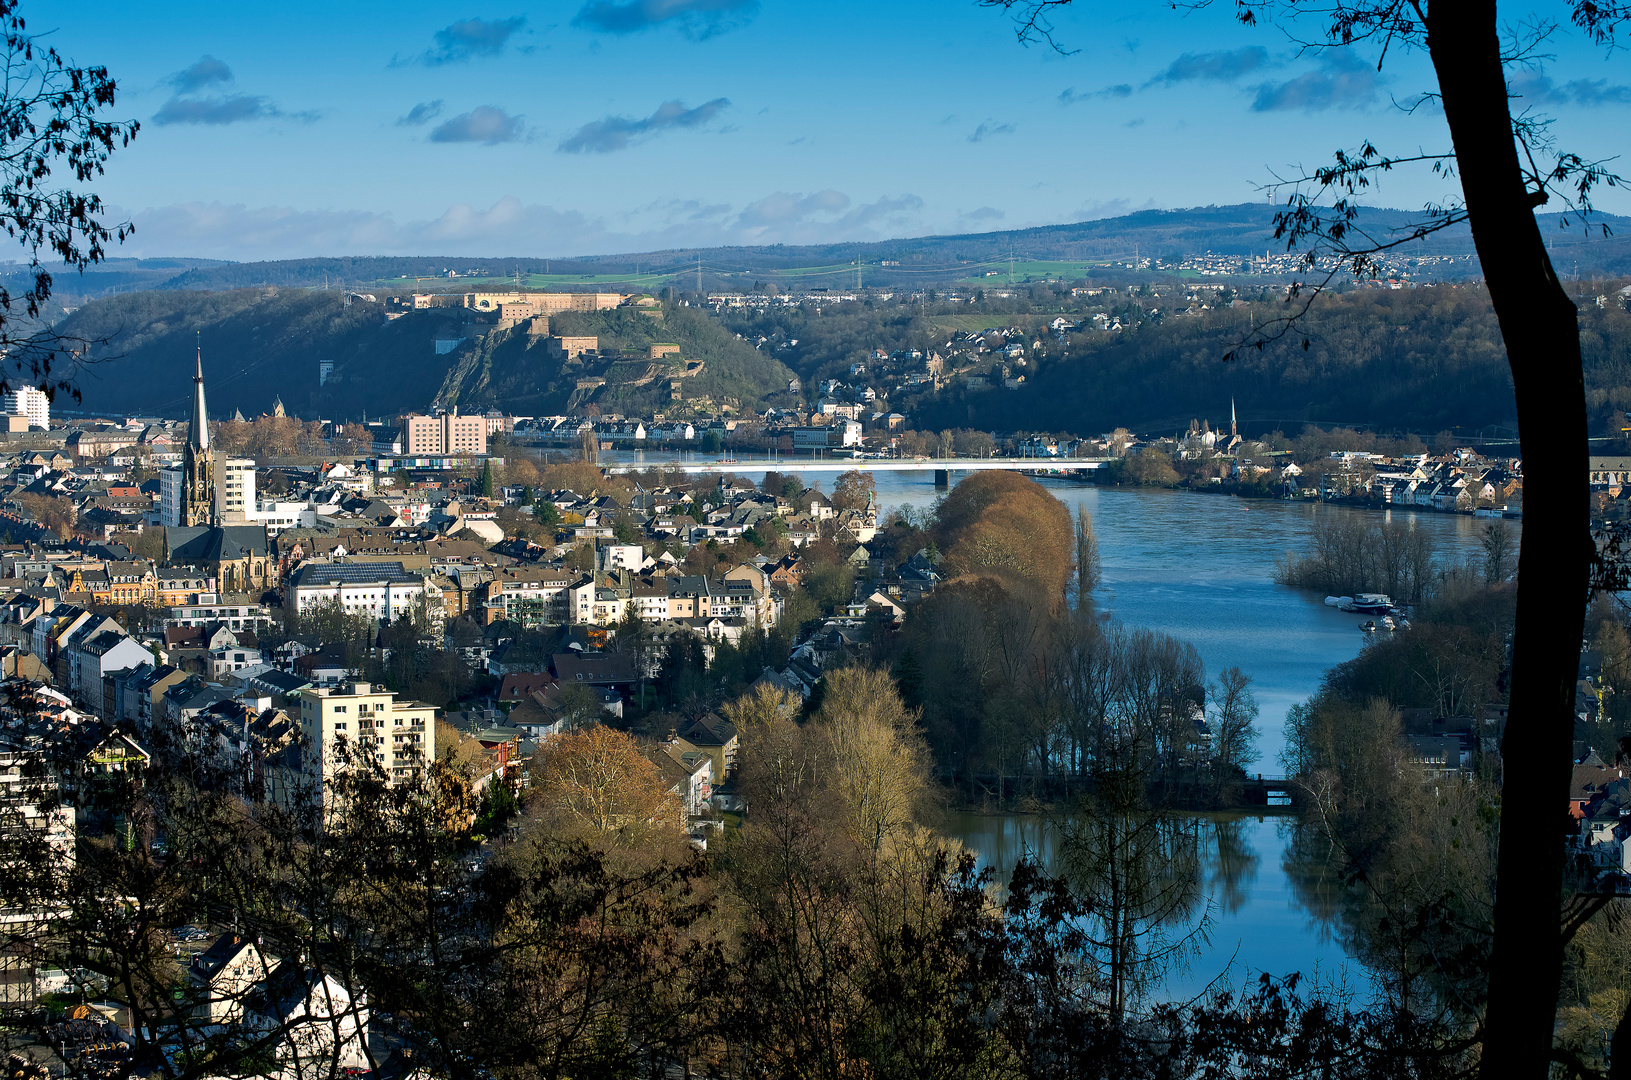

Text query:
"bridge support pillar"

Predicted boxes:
[[934, 469, 950, 488]]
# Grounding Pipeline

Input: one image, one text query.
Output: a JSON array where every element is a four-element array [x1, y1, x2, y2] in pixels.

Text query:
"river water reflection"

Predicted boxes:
[[942, 810, 1356, 998]]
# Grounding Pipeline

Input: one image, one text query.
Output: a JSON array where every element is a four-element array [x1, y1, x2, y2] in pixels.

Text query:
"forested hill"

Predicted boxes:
[[115, 205, 1631, 292], [44, 289, 794, 420], [41, 279, 1631, 437], [919, 288, 1629, 437], [921, 287, 1531, 436]]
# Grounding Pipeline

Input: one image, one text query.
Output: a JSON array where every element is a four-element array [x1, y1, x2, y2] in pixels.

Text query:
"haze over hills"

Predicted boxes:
[[25, 204, 1631, 303]]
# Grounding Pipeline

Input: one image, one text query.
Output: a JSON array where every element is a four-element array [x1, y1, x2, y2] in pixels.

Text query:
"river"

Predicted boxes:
[[942, 809, 1359, 998], [608, 457, 1504, 991], [677, 464, 1499, 769]]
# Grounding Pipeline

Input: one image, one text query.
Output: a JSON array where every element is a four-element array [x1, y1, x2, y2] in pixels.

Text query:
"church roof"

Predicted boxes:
[[165, 525, 271, 562]]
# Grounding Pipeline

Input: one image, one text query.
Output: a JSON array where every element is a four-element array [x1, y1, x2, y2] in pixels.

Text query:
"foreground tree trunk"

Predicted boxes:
[[1427, 6, 1590, 1077]]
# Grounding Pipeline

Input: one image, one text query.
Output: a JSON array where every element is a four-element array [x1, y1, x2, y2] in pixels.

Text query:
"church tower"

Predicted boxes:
[[182, 346, 215, 527], [1230, 397, 1238, 439]]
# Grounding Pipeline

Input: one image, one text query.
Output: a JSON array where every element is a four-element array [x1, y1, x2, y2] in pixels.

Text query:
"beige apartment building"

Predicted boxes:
[[297, 681, 438, 789], [401, 411, 487, 455]]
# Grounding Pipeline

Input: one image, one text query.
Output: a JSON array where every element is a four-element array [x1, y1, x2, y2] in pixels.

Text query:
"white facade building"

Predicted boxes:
[[159, 467, 184, 528], [287, 561, 441, 627], [598, 544, 645, 572], [216, 457, 256, 524], [1, 386, 48, 429], [296, 681, 438, 787]]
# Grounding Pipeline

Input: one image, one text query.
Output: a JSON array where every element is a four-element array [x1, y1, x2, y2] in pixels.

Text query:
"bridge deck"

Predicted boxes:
[[601, 456, 1111, 474]]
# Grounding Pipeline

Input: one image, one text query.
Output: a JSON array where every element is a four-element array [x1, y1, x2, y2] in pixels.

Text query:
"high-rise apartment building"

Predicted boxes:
[[400, 410, 487, 455], [0, 386, 48, 429], [295, 681, 438, 788], [216, 458, 256, 524]]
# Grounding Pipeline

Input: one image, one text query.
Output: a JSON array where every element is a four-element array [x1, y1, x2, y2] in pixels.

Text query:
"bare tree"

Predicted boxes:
[[1209, 666, 1261, 775], [0, 1, 138, 399], [1074, 504, 1102, 605], [1482, 521, 1515, 583]]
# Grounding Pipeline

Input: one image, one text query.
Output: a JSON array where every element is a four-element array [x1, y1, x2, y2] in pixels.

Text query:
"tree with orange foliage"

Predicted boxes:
[[933, 472, 1073, 606], [532, 726, 681, 840]]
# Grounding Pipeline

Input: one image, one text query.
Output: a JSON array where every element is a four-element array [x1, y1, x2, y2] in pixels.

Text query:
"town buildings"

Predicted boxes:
[[286, 561, 441, 627]]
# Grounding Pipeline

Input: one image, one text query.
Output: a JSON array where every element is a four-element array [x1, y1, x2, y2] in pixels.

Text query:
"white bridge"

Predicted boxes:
[[602, 455, 1112, 482]]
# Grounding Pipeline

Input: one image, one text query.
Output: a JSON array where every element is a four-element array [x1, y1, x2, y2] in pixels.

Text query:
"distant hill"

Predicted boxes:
[[46, 288, 795, 420], [905, 285, 1631, 438], [49, 204, 1631, 298]]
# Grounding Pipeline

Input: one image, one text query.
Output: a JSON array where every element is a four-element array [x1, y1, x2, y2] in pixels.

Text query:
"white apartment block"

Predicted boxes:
[[159, 467, 184, 527], [167, 601, 277, 631], [296, 681, 437, 786], [597, 544, 645, 572], [287, 561, 442, 627], [485, 571, 573, 627], [247, 500, 318, 536], [216, 458, 255, 524], [1, 386, 49, 429]]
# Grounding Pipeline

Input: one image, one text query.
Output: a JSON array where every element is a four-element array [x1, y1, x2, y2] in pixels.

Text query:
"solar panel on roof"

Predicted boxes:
[[294, 562, 424, 586]]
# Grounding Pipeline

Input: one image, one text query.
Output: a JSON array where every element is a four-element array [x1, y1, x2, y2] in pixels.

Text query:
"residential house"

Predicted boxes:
[[189, 934, 271, 1024], [669, 712, 739, 783], [643, 742, 710, 821], [70, 629, 153, 713]]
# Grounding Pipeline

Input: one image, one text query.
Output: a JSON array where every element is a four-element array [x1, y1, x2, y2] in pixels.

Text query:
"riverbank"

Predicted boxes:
[[1072, 471, 1522, 520]]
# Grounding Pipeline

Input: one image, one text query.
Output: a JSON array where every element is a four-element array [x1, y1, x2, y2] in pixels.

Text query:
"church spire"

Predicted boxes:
[[181, 339, 216, 527], [190, 338, 210, 451], [1230, 397, 1237, 439]]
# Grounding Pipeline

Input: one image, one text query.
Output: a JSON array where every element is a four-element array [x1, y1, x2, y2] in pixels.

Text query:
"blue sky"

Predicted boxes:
[[42, 0, 1631, 260]]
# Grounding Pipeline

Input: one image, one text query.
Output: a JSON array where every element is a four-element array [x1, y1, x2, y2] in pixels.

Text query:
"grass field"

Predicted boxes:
[[368, 254, 1151, 293], [952, 258, 1114, 284]]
